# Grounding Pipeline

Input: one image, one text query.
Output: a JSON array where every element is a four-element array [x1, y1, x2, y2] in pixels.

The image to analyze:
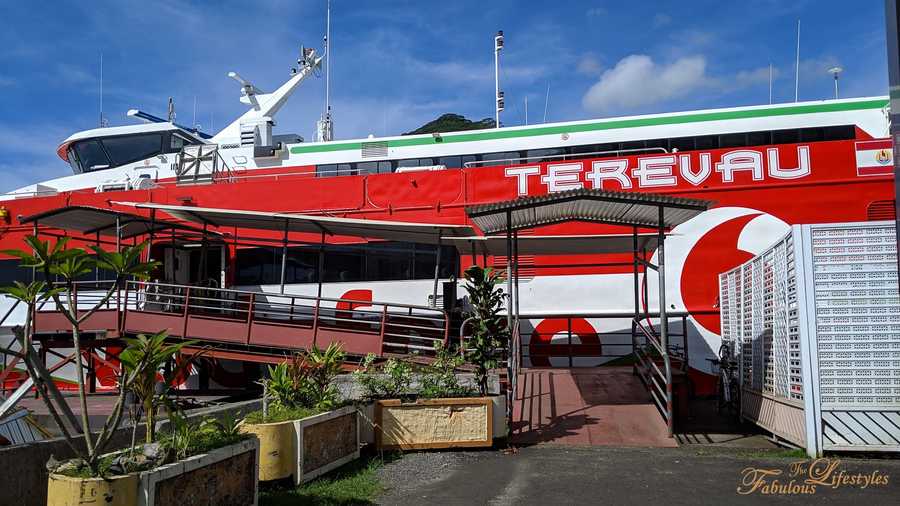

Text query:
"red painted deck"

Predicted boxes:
[[511, 367, 678, 448]]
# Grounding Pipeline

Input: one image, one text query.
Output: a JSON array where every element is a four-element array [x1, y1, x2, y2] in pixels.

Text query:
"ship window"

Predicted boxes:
[[101, 133, 163, 166], [747, 131, 771, 146], [480, 151, 519, 167], [525, 148, 564, 163], [74, 140, 112, 172], [824, 125, 855, 141], [719, 133, 747, 148], [694, 136, 717, 150], [669, 137, 695, 152], [772, 129, 799, 144], [168, 133, 193, 152], [234, 242, 459, 285], [366, 242, 413, 281], [645, 138, 669, 150], [398, 158, 435, 168], [438, 156, 461, 168], [324, 245, 365, 282], [799, 127, 824, 142], [620, 140, 646, 151]]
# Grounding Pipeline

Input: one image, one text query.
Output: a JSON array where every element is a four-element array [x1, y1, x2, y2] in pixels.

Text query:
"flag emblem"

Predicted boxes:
[[855, 140, 894, 176]]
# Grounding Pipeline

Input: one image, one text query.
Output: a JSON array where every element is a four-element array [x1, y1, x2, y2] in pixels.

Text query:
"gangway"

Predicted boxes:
[[31, 280, 450, 362]]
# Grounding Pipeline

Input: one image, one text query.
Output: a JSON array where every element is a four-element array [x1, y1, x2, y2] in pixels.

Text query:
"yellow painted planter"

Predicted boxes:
[[241, 420, 296, 481], [47, 473, 139, 506]]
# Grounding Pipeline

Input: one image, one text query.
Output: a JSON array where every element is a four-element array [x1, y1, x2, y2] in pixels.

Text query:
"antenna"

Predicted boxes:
[[98, 52, 107, 128], [316, 0, 334, 142], [543, 82, 550, 123], [193, 96, 198, 131], [494, 30, 504, 129], [794, 19, 800, 102]]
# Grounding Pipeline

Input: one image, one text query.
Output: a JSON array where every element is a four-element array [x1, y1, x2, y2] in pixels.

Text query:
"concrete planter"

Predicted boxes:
[[46, 438, 259, 506], [241, 405, 360, 485], [375, 396, 501, 450]]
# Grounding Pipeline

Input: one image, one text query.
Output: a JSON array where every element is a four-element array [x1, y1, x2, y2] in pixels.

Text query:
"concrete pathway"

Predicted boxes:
[[378, 446, 900, 505], [512, 367, 677, 447]]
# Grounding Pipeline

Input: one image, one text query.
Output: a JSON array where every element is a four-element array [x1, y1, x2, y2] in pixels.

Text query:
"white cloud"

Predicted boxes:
[[0, 76, 14, 87], [576, 53, 603, 76], [586, 7, 607, 17], [653, 13, 672, 28], [582, 54, 707, 112]]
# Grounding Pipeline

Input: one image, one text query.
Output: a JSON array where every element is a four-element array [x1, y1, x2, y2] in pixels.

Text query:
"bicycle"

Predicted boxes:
[[707, 341, 741, 420]]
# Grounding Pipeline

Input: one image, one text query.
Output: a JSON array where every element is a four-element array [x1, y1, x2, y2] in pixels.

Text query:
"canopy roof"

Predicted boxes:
[[465, 188, 713, 234], [117, 202, 477, 244], [19, 206, 212, 240], [444, 233, 666, 256]]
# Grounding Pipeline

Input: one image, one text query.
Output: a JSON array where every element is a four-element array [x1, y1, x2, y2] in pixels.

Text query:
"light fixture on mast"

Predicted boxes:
[[494, 30, 504, 129], [828, 66, 843, 99]]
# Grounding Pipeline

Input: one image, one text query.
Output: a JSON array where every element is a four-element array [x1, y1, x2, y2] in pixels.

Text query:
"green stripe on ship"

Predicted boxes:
[[290, 98, 888, 155]]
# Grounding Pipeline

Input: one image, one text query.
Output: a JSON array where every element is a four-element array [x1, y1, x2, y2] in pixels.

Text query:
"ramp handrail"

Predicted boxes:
[[34, 280, 449, 358], [632, 316, 674, 432]]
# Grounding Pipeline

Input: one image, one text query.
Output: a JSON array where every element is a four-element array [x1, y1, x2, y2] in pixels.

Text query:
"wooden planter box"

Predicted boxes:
[[375, 397, 495, 450], [46, 438, 259, 506], [241, 405, 360, 485]]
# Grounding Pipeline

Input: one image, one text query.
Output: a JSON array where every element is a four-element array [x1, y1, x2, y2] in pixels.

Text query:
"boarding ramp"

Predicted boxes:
[[31, 280, 449, 362]]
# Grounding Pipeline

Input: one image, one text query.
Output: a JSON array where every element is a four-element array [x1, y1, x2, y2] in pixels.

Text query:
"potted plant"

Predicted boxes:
[[44, 329, 258, 506], [3, 237, 259, 505], [241, 342, 360, 485], [362, 266, 508, 450]]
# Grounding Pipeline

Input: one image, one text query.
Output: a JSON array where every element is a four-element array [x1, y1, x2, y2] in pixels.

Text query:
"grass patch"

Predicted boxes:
[[259, 455, 387, 506]]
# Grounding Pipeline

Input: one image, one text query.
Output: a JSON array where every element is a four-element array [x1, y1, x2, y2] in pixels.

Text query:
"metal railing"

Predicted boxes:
[[32, 280, 449, 358]]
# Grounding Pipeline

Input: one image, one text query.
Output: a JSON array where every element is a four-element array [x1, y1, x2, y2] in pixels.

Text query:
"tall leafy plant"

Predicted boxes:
[[463, 265, 509, 396], [2, 236, 159, 473], [118, 331, 197, 443]]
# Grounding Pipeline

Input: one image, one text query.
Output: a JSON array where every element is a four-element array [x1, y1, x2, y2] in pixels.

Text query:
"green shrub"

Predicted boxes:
[[353, 354, 413, 400], [419, 342, 475, 399]]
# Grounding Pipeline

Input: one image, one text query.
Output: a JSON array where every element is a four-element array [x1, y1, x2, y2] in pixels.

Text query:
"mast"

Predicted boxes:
[[316, 0, 334, 142], [494, 30, 504, 129]]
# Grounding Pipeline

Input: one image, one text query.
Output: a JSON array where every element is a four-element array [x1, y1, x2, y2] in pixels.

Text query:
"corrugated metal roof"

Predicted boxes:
[[19, 206, 212, 240], [465, 188, 713, 234], [119, 202, 476, 244], [443, 233, 666, 256]]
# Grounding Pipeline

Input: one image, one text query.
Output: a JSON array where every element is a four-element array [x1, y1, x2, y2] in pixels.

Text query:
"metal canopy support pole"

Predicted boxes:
[[32, 221, 38, 282], [115, 215, 121, 252], [632, 226, 639, 358], [513, 230, 520, 323], [657, 206, 673, 437], [279, 219, 288, 295], [316, 230, 325, 299], [505, 211, 513, 332], [432, 232, 443, 307]]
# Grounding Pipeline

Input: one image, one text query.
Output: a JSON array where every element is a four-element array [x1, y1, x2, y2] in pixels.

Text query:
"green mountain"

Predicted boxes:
[[403, 113, 495, 135]]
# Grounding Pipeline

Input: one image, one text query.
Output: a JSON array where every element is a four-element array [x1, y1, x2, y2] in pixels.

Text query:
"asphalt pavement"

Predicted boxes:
[[377, 446, 900, 505]]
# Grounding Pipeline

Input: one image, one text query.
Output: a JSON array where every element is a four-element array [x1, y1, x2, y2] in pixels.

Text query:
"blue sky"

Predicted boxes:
[[0, 0, 890, 192]]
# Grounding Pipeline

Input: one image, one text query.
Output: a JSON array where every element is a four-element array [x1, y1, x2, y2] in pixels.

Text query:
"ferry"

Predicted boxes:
[[0, 45, 894, 395]]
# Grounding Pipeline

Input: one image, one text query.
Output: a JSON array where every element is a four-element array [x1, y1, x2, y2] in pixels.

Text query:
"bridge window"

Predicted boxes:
[[73, 140, 112, 173], [102, 133, 163, 166]]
